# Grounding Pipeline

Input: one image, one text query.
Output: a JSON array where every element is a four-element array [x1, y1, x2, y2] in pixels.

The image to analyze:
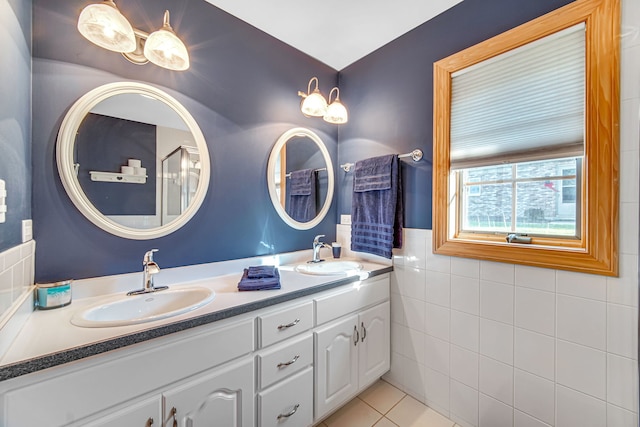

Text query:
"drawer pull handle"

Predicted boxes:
[[353, 325, 360, 346], [277, 354, 300, 368], [278, 318, 300, 330], [146, 417, 154, 427], [277, 403, 300, 420], [361, 322, 367, 342]]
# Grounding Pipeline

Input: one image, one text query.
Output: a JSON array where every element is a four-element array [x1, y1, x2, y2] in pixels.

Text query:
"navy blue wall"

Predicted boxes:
[[0, 0, 31, 252], [77, 114, 156, 215], [32, 0, 338, 281], [337, 0, 575, 229]]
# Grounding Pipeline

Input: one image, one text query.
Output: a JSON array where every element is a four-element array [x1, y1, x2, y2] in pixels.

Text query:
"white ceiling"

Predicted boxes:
[[203, 0, 464, 70]]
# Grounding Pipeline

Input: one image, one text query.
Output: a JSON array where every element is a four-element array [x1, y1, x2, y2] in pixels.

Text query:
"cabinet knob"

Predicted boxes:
[[277, 403, 300, 420], [145, 418, 154, 427], [277, 318, 300, 330]]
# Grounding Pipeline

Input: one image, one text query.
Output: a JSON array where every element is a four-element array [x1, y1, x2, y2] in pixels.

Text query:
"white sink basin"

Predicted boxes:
[[71, 287, 215, 328], [296, 260, 363, 275]]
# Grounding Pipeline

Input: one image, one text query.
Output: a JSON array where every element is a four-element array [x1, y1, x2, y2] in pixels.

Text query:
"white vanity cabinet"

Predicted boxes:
[[313, 276, 390, 421], [81, 396, 160, 427], [255, 301, 315, 427], [315, 313, 359, 415], [0, 272, 391, 427], [0, 317, 255, 427], [163, 357, 254, 427], [358, 302, 391, 386]]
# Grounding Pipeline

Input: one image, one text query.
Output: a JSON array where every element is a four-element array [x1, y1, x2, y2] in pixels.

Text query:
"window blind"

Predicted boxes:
[[450, 24, 585, 170]]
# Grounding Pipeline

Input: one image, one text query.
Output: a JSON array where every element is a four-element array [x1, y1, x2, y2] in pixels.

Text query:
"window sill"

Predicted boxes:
[[433, 236, 617, 276]]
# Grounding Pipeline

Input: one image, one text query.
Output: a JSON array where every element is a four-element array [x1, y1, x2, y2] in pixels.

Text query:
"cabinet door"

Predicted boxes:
[[314, 314, 359, 419], [358, 301, 390, 388], [163, 358, 254, 427], [80, 396, 160, 427]]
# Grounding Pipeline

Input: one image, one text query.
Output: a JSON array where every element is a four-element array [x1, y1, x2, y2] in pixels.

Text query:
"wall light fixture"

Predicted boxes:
[[297, 77, 348, 124], [78, 1, 190, 71], [323, 87, 348, 124]]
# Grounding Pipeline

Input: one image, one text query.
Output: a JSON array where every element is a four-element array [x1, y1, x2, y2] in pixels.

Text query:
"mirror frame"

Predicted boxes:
[[267, 127, 334, 230], [56, 82, 211, 240]]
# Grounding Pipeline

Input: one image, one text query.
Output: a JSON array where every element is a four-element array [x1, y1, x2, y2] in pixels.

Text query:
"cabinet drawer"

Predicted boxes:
[[315, 275, 389, 325], [258, 367, 313, 427], [259, 301, 313, 348], [257, 333, 313, 390]]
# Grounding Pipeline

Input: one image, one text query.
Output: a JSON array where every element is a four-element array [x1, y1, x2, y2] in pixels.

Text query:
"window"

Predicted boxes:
[[561, 167, 577, 204], [459, 157, 581, 237], [432, 0, 619, 276]]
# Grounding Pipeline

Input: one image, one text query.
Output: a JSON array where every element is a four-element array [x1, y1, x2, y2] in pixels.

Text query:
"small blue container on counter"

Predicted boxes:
[[35, 280, 72, 310]]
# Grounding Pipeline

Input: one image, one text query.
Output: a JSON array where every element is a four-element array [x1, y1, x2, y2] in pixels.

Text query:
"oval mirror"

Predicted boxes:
[[56, 82, 210, 239], [267, 127, 334, 230]]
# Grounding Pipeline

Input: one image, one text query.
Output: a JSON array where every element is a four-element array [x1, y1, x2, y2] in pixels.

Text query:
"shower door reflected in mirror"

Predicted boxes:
[[162, 146, 201, 225]]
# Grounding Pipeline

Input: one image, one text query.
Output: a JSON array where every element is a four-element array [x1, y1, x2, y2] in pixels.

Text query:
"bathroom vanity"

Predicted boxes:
[[0, 256, 391, 427]]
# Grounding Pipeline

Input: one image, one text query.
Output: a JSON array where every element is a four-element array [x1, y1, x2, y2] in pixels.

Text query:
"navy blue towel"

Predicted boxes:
[[351, 154, 403, 258], [246, 265, 277, 279], [287, 169, 317, 222], [238, 267, 281, 291], [289, 169, 313, 195]]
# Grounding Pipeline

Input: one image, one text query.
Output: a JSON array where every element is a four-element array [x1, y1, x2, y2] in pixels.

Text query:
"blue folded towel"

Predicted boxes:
[[287, 169, 317, 222], [238, 268, 281, 291], [351, 154, 403, 259], [246, 265, 277, 279]]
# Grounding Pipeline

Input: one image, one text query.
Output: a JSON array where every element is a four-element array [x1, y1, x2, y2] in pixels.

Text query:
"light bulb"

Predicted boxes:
[[323, 87, 348, 124], [299, 77, 327, 117], [77, 1, 136, 53], [144, 11, 190, 71]]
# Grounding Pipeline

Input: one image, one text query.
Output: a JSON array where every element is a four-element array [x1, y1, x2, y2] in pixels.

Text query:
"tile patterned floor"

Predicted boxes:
[[314, 380, 461, 427]]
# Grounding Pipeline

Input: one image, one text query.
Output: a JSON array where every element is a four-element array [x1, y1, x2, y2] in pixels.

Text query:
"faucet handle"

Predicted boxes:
[[313, 235, 326, 244], [143, 249, 159, 264]]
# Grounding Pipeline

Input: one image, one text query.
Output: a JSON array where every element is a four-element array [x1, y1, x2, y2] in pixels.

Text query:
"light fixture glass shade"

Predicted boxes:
[[324, 100, 348, 124], [301, 91, 328, 117], [77, 1, 136, 53], [299, 77, 327, 117], [323, 87, 348, 124], [144, 11, 190, 71]]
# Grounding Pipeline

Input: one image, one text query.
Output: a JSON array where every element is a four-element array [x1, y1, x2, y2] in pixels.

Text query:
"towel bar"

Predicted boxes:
[[340, 148, 423, 172], [285, 167, 327, 178]]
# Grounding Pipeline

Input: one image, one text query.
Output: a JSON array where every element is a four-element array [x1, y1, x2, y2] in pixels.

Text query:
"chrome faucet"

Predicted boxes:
[[127, 249, 168, 296], [310, 235, 332, 263]]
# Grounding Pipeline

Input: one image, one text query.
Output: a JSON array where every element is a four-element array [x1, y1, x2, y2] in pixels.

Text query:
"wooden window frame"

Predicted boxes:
[[432, 0, 619, 276]]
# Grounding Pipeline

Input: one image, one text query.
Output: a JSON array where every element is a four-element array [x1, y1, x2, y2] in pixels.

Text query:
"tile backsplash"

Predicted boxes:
[[0, 240, 35, 363], [0, 240, 35, 322]]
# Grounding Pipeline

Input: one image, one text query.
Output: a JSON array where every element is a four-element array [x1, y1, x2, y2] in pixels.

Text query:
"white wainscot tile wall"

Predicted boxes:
[[0, 241, 34, 317], [381, 226, 638, 427], [0, 240, 36, 359]]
